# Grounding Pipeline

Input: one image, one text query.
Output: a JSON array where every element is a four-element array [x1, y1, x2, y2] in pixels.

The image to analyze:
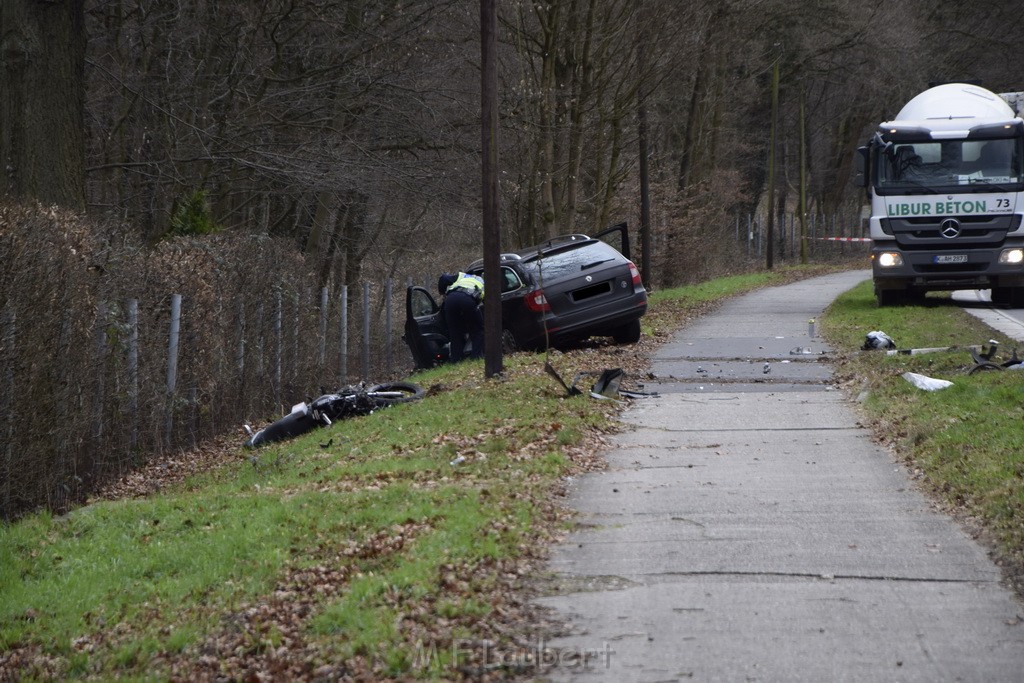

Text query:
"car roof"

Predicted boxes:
[[466, 233, 606, 271]]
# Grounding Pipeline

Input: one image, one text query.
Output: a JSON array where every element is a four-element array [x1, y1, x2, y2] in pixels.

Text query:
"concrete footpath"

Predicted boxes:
[[952, 288, 1024, 342], [534, 270, 1024, 682]]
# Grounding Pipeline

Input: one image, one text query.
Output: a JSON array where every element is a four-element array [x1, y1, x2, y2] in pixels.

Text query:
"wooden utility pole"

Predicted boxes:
[[481, 0, 503, 378], [637, 42, 652, 285], [799, 87, 808, 264], [766, 58, 779, 270]]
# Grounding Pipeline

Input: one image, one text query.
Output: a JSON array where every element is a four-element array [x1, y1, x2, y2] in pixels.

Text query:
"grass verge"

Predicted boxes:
[[821, 282, 1024, 586], [0, 263, 860, 681], [1, 354, 620, 680]]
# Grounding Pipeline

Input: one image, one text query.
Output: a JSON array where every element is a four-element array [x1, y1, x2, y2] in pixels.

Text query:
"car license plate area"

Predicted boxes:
[[933, 254, 968, 264], [570, 281, 612, 302]]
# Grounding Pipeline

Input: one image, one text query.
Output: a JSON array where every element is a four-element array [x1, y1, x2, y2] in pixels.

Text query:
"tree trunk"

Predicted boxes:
[[339, 192, 370, 290], [678, 70, 704, 192], [536, 3, 561, 238], [766, 58, 779, 270], [0, 0, 86, 210], [562, 0, 596, 233]]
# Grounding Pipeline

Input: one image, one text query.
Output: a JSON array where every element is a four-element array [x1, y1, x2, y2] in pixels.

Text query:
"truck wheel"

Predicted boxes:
[[990, 288, 1024, 307], [875, 289, 905, 307], [906, 289, 928, 303]]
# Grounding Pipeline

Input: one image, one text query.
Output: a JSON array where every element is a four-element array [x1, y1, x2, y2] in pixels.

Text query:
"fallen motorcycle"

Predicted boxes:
[[244, 381, 425, 448]]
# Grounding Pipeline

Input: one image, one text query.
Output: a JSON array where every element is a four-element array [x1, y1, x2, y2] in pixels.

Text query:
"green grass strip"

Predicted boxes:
[[0, 354, 610, 680], [0, 267, 841, 680], [822, 281, 1024, 561]]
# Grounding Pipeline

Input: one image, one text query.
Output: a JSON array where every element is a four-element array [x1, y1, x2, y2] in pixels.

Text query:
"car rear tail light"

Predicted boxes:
[[525, 289, 551, 312], [628, 261, 643, 286]]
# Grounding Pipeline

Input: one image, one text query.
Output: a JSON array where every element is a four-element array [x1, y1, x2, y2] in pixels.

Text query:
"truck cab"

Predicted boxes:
[[856, 84, 1024, 306]]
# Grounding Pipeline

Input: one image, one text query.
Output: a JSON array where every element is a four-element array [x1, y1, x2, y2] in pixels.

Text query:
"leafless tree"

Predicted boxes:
[[1, 0, 86, 210]]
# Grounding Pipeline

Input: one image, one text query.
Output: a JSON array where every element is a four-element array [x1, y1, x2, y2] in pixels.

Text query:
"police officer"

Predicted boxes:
[[438, 272, 484, 362]]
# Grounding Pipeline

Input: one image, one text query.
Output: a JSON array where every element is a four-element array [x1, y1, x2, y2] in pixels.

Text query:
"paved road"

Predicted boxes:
[[952, 289, 1024, 343], [535, 271, 1024, 682]]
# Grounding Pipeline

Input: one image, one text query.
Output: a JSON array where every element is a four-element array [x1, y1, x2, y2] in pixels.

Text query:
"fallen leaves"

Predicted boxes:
[[160, 519, 432, 681], [2, 287, 713, 682]]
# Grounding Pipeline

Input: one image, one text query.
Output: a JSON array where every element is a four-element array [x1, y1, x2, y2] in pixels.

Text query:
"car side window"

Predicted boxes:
[[468, 267, 525, 293], [502, 267, 523, 293]]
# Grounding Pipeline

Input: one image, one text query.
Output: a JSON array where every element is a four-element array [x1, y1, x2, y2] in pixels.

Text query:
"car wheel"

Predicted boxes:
[[612, 319, 642, 344], [501, 328, 520, 353]]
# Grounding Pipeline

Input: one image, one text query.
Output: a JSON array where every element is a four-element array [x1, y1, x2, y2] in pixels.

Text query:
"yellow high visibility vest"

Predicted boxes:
[[447, 272, 484, 301]]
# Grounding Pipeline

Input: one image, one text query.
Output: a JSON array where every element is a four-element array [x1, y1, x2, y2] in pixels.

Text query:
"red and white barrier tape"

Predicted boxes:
[[808, 236, 872, 242]]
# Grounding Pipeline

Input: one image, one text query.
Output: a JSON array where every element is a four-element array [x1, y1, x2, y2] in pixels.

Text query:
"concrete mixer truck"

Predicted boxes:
[[855, 83, 1024, 306]]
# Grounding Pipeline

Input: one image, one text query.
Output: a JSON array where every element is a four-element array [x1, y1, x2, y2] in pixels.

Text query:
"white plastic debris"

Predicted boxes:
[[902, 372, 953, 391]]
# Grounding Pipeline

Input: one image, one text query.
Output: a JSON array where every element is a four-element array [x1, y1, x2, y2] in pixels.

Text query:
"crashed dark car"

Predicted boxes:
[[403, 222, 648, 369]]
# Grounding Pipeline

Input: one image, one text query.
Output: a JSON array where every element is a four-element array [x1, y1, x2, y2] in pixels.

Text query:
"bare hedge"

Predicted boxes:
[[0, 202, 370, 519]]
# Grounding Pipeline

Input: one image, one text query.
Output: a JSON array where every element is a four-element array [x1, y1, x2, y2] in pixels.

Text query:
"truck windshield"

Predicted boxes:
[[876, 137, 1024, 193]]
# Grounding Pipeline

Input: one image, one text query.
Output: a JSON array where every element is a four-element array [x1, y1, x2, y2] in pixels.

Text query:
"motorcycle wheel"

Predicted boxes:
[[246, 410, 320, 448], [365, 381, 426, 406]]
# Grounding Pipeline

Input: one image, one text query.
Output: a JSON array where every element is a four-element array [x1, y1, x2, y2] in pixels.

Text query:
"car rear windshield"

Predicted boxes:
[[520, 241, 621, 281]]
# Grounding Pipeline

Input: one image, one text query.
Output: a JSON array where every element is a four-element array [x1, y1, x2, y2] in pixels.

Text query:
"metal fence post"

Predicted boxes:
[[318, 286, 329, 370], [339, 285, 349, 385], [254, 301, 265, 376], [235, 299, 246, 382], [746, 213, 752, 258], [91, 303, 108, 442], [385, 278, 393, 375], [274, 290, 283, 407], [362, 281, 371, 381], [188, 385, 198, 449], [292, 290, 300, 388], [165, 294, 182, 451], [1, 308, 14, 518], [127, 299, 139, 452]]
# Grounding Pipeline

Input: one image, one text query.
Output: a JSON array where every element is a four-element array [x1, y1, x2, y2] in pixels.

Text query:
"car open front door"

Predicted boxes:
[[593, 221, 631, 260], [403, 286, 449, 369]]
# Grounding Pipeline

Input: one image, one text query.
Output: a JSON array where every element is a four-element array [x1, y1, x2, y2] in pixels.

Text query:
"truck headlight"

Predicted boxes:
[[999, 249, 1024, 264], [876, 252, 903, 267]]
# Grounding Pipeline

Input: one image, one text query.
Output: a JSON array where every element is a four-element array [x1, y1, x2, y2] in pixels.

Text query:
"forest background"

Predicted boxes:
[[1, 0, 1023, 517]]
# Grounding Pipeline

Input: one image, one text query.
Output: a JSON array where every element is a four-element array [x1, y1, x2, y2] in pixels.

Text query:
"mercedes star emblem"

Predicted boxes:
[[940, 218, 961, 239]]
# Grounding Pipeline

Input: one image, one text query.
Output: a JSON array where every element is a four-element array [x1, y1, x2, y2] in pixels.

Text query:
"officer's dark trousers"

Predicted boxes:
[[444, 291, 484, 362]]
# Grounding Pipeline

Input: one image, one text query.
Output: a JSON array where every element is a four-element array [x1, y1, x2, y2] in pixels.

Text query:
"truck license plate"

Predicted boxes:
[[933, 254, 967, 264]]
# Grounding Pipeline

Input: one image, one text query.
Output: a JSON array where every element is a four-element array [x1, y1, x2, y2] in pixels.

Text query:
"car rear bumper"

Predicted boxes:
[[516, 292, 648, 348]]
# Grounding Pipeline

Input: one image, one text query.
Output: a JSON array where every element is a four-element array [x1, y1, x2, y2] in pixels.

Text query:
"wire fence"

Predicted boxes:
[[735, 210, 870, 262], [1, 205, 866, 519], [0, 274, 426, 519]]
